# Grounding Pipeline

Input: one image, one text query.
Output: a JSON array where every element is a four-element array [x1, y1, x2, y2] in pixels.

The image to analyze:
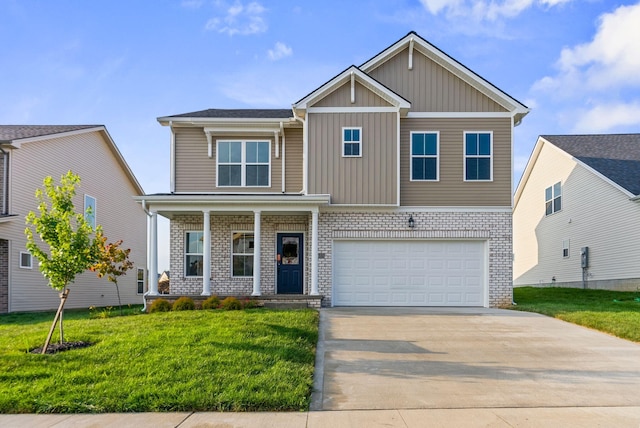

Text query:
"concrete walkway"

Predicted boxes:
[[2, 307, 640, 427]]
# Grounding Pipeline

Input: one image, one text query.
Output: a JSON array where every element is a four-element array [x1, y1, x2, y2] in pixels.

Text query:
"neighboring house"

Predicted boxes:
[[514, 134, 640, 291], [0, 125, 147, 313], [138, 31, 529, 308]]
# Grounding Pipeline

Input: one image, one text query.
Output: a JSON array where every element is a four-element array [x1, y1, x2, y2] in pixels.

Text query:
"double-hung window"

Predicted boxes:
[[185, 231, 203, 277], [20, 251, 32, 269], [232, 232, 254, 277], [545, 182, 562, 215], [411, 132, 439, 181], [464, 132, 492, 181], [137, 268, 145, 294], [217, 141, 270, 187], [84, 195, 96, 229], [342, 127, 361, 157]]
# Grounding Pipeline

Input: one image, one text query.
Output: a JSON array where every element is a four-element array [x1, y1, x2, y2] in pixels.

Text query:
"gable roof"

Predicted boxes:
[[542, 134, 640, 196], [0, 125, 144, 195]]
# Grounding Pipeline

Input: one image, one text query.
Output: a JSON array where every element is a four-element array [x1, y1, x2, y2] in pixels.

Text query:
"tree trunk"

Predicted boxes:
[[115, 281, 123, 316], [42, 289, 70, 354]]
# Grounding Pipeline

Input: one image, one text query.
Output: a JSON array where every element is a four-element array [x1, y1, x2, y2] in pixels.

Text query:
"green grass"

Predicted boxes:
[[0, 307, 319, 413], [512, 287, 640, 342]]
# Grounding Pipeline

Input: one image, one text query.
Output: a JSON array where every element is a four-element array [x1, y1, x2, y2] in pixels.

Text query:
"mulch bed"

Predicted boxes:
[[30, 341, 94, 354]]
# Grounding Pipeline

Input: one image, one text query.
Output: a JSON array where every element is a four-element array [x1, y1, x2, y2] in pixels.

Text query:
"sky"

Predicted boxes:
[[2, 0, 640, 272]]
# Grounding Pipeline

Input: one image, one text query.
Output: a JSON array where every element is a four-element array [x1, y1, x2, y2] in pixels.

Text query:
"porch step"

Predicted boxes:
[[262, 301, 309, 309]]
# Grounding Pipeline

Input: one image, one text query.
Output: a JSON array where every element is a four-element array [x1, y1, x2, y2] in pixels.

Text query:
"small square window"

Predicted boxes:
[[342, 127, 362, 157], [20, 251, 32, 269]]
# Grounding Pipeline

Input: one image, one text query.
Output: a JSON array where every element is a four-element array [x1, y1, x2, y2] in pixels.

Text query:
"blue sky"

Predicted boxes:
[[2, 0, 640, 272]]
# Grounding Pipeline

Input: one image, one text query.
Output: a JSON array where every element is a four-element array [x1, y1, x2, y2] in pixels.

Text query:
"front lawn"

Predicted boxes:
[[512, 287, 640, 342], [0, 308, 318, 413]]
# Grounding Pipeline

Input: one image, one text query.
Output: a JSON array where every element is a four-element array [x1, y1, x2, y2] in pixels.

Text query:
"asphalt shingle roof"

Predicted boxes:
[[0, 125, 100, 143], [166, 109, 293, 119], [542, 134, 640, 196]]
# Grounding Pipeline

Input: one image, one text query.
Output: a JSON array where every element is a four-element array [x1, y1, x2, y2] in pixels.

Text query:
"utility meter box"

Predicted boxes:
[[580, 247, 589, 268]]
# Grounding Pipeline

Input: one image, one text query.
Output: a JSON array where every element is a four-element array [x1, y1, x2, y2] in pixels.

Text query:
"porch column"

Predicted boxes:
[[310, 208, 319, 295], [148, 211, 159, 295], [201, 210, 211, 296], [252, 210, 261, 296]]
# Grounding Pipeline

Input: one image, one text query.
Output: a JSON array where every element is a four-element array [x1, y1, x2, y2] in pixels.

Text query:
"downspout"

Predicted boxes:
[[292, 108, 307, 194]]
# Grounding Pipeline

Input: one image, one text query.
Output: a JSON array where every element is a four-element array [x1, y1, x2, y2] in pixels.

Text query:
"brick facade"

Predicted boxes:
[[168, 210, 512, 308], [0, 239, 8, 313]]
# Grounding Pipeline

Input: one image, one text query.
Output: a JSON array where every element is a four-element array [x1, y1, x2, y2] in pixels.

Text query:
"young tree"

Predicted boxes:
[[25, 171, 101, 353], [90, 236, 134, 316]]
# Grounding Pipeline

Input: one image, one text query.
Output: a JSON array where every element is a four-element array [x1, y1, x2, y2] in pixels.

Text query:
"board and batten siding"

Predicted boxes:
[[400, 117, 511, 206], [514, 143, 640, 287], [368, 48, 508, 113], [284, 127, 303, 193], [313, 81, 393, 108], [5, 131, 146, 312], [308, 112, 397, 205]]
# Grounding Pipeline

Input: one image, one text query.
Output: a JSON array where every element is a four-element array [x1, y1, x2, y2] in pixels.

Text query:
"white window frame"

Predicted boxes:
[[342, 127, 362, 158], [216, 140, 271, 187], [410, 131, 439, 181], [136, 267, 145, 294], [84, 194, 96, 229], [463, 131, 493, 182], [545, 181, 562, 216], [562, 239, 570, 259], [231, 231, 254, 278], [19, 251, 32, 269], [185, 231, 204, 277]]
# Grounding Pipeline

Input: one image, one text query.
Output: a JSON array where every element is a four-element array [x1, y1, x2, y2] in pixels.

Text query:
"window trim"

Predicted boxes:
[[342, 127, 362, 158], [184, 231, 204, 277], [19, 251, 32, 269], [545, 181, 562, 216], [216, 140, 271, 188], [231, 231, 254, 278], [463, 131, 493, 182], [136, 267, 145, 294], [84, 194, 96, 229], [410, 131, 440, 182]]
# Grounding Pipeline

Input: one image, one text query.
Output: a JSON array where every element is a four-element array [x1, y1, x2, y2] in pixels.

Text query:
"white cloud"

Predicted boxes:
[[205, 1, 267, 36], [419, 0, 571, 21], [267, 42, 292, 61], [573, 102, 640, 133]]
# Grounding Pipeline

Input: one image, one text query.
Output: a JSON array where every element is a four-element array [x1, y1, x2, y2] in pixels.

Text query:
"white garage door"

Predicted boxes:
[[333, 240, 486, 306]]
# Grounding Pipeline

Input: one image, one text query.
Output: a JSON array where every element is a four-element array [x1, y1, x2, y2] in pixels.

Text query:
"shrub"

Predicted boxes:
[[220, 296, 242, 310], [202, 295, 221, 310], [242, 298, 261, 309], [149, 298, 171, 313], [172, 296, 196, 311]]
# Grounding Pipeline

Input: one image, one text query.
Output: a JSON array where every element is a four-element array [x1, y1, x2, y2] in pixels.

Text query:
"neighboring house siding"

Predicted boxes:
[[400, 117, 512, 206], [368, 49, 508, 113], [0, 239, 7, 313], [514, 143, 640, 289], [0, 151, 6, 213], [313, 81, 393, 108], [284, 128, 303, 193], [5, 131, 146, 312], [308, 112, 397, 205]]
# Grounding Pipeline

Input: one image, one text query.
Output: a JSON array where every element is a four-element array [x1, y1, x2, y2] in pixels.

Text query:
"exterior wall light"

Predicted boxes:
[[408, 215, 415, 229]]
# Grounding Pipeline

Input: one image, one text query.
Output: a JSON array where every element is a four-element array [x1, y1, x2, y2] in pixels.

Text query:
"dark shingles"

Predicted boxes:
[[0, 125, 100, 143], [165, 109, 293, 119], [543, 134, 640, 196]]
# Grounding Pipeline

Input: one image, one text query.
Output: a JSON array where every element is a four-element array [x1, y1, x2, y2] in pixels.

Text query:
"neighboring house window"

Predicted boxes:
[[232, 232, 254, 277], [464, 132, 492, 181], [137, 268, 145, 294], [411, 131, 439, 181], [20, 251, 32, 269], [217, 141, 270, 187], [185, 231, 203, 277], [84, 195, 96, 229], [562, 240, 570, 258], [342, 127, 362, 157], [545, 182, 562, 215]]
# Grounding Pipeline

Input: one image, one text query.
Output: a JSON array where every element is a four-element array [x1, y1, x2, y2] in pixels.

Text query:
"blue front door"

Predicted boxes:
[[277, 233, 303, 294]]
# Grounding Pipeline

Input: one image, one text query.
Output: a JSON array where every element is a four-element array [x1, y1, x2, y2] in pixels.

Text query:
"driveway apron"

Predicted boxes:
[[311, 307, 640, 411]]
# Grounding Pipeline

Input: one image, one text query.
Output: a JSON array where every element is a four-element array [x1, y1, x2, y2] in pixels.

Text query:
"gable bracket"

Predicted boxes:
[[408, 38, 414, 70]]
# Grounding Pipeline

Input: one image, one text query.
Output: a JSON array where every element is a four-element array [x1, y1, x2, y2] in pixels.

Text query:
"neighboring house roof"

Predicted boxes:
[[541, 134, 640, 196], [163, 109, 293, 119], [0, 125, 144, 195]]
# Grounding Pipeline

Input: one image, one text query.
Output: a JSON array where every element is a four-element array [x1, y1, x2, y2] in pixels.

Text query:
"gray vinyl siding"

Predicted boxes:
[[174, 128, 283, 193], [400, 117, 511, 206], [0, 150, 6, 214], [284, 128, 303, 193], [3, 131, 146, 312], [308, 112, 397, 205], [368, 48, 508, 113], [314, 81, 393, 108]]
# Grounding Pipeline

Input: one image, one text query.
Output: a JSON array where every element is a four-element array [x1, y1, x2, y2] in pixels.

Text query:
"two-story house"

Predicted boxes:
[[138, 32, 529, 308], [0, 125, 147, 313]]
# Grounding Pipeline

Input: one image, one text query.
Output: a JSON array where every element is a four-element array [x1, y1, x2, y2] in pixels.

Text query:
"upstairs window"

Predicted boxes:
[[84, 195, 96, 229], [342, 128, 362, 157], [185, 231, 203, 277], [464, 132, 492, 181], [217, 141, 270, 187], [411, 132, 439, 181], [545, 182, 562, 215], [20, 251, 32, 269]]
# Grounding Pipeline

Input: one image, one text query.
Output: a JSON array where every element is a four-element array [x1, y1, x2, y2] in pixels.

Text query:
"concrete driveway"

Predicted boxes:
[[311, 307, 640, 412]]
